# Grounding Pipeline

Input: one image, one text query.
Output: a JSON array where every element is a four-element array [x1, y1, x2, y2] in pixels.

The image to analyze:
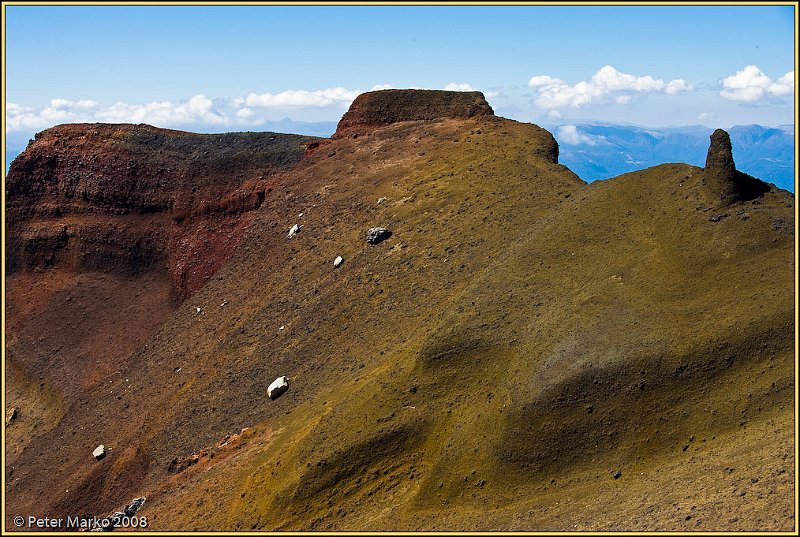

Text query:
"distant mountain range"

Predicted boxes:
[[552, 123, 795, 192], [5, 121, 794, 192]]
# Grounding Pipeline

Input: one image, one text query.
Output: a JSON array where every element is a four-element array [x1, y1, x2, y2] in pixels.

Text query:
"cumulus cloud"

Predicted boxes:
[[444, 82, 477, 92], [443, 82, 498, 98], [6, 82, 504, 135], [7, 94, 234, 133], [7, 99, 101, 132], [7, 103, 48, 132], [96, 94, 227, 125], [244, 87, 359, 108], [235, 107, 254, 119], [719, 65, 794, 102], [556, 125, 597, 146], [528, 65, 692, 109], [5, 88, 359, 134], [528, 75, 566, 88]]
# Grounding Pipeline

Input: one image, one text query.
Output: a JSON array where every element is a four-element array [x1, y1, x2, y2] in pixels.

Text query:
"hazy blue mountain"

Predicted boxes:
[[554, 123, 795, 192], [5, 132, 31, 173], [264, 118, 337, 138]]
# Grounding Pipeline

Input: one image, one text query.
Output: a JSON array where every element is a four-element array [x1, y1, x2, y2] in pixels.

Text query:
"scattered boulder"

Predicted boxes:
[[95, 497, 146, 531], [367, 227, 392, 245], [268, 376, 289, 400], [709, 213, 728, 223], [288, 224, 301, 238], [6, 406, 18, 426], [333, 255, 344, 268], [612, 469, 622, 479], [124, 497, 146, 516], [93, 445, 107, 460]]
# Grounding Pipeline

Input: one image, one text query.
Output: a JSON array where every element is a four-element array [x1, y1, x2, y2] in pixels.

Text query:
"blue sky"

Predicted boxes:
[[4, 4, 796, 137]]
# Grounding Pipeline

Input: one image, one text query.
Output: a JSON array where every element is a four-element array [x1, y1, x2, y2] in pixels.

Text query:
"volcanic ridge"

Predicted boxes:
[[4, 89, 795, 532]]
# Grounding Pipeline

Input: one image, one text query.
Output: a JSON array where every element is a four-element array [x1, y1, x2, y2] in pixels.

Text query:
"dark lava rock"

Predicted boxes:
[[367, 227, 392, 245], [702, 128, 771, 205], [335, 89, 494, 138], [6, 407, 18, 426], [705, 129, 736, 184], [613, 470, 622, 479]]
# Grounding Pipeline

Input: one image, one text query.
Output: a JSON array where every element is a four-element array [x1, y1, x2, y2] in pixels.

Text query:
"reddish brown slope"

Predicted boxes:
[[4, 124, 317, 472], [7, 123, 317, 297]]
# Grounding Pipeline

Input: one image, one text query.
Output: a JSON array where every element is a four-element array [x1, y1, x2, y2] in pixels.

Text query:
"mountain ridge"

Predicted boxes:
[[4, 89, 795, 531], [552, 122, 794, 191], [6, 121, 794, 192]]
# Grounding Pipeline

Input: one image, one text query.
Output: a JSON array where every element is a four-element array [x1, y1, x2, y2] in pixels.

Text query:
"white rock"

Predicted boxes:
[[333, 255, 344, 268], [268, 376, 289, 400], [288, 224, 302, 238], [93, 445, 106, 460], [196, 307, 202, 314]]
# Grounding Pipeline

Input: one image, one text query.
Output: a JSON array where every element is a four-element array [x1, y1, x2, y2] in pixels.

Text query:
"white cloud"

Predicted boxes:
[[7, 102, 51, 132], [444, 82, 477, 92], [443, 82, 497, 98], [556, 125, 596, 146], [235, 107, 254, 119], [38, 98, 100, 122], [528, 75, 566, 88], [665, 79, 690, 95], [94, 94, 226, 125], [719, 65, 794, 102], [528, 65, 692, 109], [6, 82, 505, 135], [546, 109, 563, 120], [769, 71, 794, 96], [7, 94, 235, 133], [244, 87, 359, 108]]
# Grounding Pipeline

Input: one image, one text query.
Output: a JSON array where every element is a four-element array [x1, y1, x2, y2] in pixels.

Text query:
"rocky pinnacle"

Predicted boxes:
[[703, 128, 739, 204]]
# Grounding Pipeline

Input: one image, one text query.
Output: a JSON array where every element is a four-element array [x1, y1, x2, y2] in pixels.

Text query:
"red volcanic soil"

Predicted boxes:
[[6, 123, 318, 298]]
